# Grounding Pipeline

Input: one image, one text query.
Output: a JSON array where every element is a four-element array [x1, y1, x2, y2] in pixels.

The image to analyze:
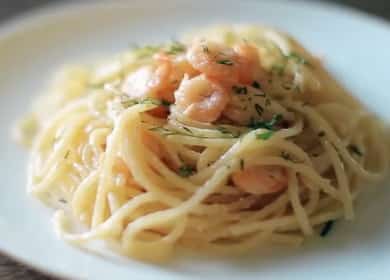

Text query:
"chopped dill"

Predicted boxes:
[[121, 98, 170, 108], [252, 81, 261, 89], [216, 126, 241, 138], [281, 151, 301, 163], [232, 85, 248, 95], [178, 165, 195, 177], [281, 151, 292, 161], [268, 52, 311, 79], [320, 220, 335, 237], [149, 126, 239, 139], [64, 150, 70, 159], [165, 41, 186, 55], [216, 126, 231, 134], [182, 126, 193, 134], [286, 52, 311, 66], [318, 131, 326, 137], [256, 131, 274, 140], [348, 144, 363, 157], [161, 99, 172, 107], [254, 104, 264, 116], [248, 114, 283, 131], [240, 159, 245, 170], [149, 127, 176, 137], [133, 45, 161, 59], [217, 59, 234, 65], [271, 64, 285, 75]]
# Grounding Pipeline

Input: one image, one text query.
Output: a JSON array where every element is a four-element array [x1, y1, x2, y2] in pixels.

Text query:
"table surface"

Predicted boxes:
[[0, 0, 389, 279]]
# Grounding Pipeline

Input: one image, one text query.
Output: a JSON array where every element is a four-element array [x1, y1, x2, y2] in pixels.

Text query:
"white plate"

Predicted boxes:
[[1, 1, 390, 279]]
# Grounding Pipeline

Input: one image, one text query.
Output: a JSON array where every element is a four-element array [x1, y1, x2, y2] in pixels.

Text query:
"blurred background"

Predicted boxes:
[[0, 0, 388, 279], [0, 0, 390, 22]]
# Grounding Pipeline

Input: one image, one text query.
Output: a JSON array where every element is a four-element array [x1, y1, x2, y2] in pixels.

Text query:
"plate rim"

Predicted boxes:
[[1, 0, 390, 41], [1, 0, 390, 279]]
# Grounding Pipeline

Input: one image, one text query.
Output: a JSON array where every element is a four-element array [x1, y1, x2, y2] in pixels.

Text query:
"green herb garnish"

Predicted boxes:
[[269, 52, 311, 78], [216, 126, 240, 138], [121, 98, 170, 108], [178, 165, 195, 177], [232, 85, 248, 95], [150, 126, 239, 139], [240, 159, 245, 170], [281, 151, 301, 163], [254, 104, 264, 116], [217, 59, 234, 65], [348, 144, 363, 157], [256, 131, 274, 140], [133, 45, 161, 59], [252, 81, 261, 89], [286, 52, 311, 66], [216, 127, 230, 134], [202, 45, 209, 53], [165, 41, 186, 55], [182, 126, 193, 134], [64, 150, 70, 159], [216, 126, 232, 134], [248, 114, 283, 130], [271, 64, 285, 75], [161, 99, 172, 107], [149, 127, 177, 136], [320, 220, 335, 237], [281, 151, 292, 161]]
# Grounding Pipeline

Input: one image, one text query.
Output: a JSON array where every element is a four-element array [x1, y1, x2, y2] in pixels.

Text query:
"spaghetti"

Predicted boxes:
[[16, 25, 389, 262]]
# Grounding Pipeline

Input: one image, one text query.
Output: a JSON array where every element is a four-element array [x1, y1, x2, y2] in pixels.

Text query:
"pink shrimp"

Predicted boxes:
[[122, 53, 197, 103], [186, 40, 240, 86], [232, 165, 287, 195], [234, 43, 266, 85], [174, 74, 230, 123], [187, 40, 267, 87], [121, 64, 171, 100]]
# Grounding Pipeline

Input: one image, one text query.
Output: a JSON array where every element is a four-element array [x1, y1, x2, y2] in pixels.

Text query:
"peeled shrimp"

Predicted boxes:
[[174, 74, 230, 123], [121, 64, 172, 101], [122, 53, 197, 103], [232, 165, 287, 195], [234, 43, 265, 85], [187, 40, 266, 86], [187, 40, 240, 85]]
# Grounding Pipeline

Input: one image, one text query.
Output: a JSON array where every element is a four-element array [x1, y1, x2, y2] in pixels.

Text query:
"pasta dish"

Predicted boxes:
[[15, 25, 389, 262]]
